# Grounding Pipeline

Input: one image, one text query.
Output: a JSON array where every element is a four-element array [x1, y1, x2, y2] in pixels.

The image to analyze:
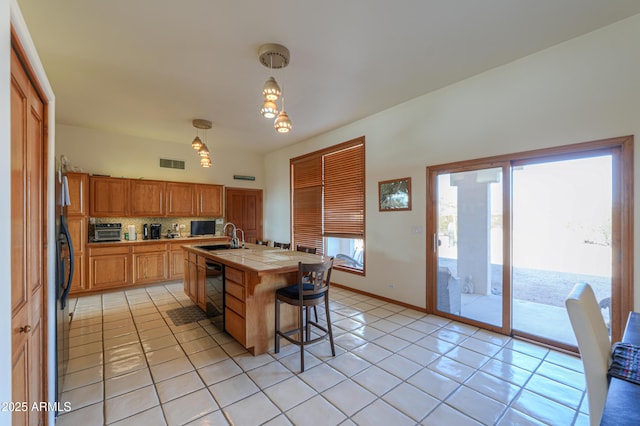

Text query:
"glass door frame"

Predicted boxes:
[[426, 136, 634, 348], [427, 160, 512, 337]]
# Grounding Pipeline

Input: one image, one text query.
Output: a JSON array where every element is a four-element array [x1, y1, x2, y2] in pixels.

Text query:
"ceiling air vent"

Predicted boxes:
[[159, 158, 185, 170]]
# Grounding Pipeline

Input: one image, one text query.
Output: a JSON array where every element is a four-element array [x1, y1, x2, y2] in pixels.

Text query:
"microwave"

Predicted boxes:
[[94, 223, 122, 242]]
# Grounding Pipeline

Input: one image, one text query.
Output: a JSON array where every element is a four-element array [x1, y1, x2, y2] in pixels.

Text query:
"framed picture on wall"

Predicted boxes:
[[378, 177, 412, 211]]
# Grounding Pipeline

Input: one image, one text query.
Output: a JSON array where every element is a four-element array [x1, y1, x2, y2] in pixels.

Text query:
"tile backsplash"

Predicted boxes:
[[92, 217, 224, 239]]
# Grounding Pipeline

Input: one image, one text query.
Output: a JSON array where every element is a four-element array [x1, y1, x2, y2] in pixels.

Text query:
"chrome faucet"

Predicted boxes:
[[223, 222, 239, 248], [236, 228, 245, 248]]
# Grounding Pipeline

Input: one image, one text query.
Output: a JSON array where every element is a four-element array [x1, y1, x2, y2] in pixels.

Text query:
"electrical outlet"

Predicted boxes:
[[179, 224, 185, 229]]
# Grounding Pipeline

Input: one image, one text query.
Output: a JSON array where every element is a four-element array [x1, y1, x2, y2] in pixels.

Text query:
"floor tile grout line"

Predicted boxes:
[[63, 283, 587, 426]]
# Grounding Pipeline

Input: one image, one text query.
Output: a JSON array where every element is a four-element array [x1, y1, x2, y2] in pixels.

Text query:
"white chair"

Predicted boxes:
[[565, 283, 611, 426]]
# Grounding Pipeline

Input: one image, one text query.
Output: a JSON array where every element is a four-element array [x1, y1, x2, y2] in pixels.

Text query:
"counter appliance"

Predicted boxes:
[[205, 261, 225, 330], [150, 223, 162, 239], [94, 223, 122, 241]]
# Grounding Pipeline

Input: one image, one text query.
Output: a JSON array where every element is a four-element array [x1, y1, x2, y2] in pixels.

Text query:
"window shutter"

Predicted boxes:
[[323, 144, 364, 237], [292, 156, 323, 253]]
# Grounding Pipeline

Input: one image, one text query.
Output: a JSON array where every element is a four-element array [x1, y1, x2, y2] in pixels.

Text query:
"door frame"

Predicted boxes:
[[426, 136, 634, 347]]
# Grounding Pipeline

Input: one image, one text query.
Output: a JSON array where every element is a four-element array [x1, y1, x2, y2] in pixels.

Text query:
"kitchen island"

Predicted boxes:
[[182, 242, 333, 355]]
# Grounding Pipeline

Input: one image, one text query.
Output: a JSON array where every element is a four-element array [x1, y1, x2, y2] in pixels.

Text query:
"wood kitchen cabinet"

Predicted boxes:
[[224, 266, 247, 346], [89, 176, 130, 216], [83, 237, 225, 295], [197, 184, 223, 217], [66, 216, 87, 292], [65, 172, 88, 216], [132, 243, 167, 284], [87, 176, 222, 218], [166, 182, 195, 216], [130, 179, 165, 217], [88, 245, 131, 290], [65, 172, 89, 295], [169, 242, 186, 280], [184, 251, 206, 309]]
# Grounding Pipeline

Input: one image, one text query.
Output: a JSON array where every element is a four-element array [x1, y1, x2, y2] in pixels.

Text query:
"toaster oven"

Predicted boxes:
[[94, 223, 122, 242]]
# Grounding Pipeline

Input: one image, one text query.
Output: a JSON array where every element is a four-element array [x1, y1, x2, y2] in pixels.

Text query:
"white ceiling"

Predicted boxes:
[[17, 1, 640, 154]]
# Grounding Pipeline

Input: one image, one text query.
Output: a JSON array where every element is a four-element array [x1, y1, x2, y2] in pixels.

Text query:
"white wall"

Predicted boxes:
[[56, 124, 265, 189], [0, 0, 12, 423], [264, 14, 640, 309]]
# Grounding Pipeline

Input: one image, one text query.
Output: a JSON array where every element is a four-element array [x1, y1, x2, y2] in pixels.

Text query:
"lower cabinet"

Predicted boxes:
[[88, 245, 130, 290], [184, 251, 206, 310], [224, 266, 247, 345], [169, 243, 186, 280], [132, 243, 168, 285], [67, 217, 88, 295], [86, 238, 226, 294]]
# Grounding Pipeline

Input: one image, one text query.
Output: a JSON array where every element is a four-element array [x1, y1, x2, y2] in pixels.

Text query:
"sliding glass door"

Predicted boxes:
[[511, 155, 612, 346], [433, 165, 507, 331], [427, 137, 633, 348]]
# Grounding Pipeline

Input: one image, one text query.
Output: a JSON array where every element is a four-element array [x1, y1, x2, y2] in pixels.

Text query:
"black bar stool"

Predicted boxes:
[[274, 258, 335, 372]]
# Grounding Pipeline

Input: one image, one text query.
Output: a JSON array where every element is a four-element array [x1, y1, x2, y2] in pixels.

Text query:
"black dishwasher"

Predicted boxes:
[[205, 261, 225, 331]]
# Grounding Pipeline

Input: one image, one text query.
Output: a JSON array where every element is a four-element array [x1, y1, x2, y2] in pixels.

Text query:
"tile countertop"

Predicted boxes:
[[87, 235, 231, 246], [182, 243, 335, 276]]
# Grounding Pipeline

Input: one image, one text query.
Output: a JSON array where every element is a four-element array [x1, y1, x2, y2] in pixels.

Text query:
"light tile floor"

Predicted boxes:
[[57, 282, 590, 425]]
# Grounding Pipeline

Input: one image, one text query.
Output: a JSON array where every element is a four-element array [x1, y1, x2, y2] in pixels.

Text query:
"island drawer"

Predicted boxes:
[[226, 280, 245, 301], [225, 307, 246, 346], [225, 294, 245, 317], [225, 266, 244, 284]]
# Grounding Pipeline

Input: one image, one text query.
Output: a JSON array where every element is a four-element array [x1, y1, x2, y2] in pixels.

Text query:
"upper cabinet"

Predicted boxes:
[[130, 179, 165, 217], [89, 176, 129, 217], [166, 182, 195, 217], [197, 184, 223, 217], [64, 172, 88, 216], [89, 176, 223, 218]]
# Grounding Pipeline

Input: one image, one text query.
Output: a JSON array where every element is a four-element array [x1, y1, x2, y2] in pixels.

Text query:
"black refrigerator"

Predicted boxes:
[[55, 170, 74, 413]]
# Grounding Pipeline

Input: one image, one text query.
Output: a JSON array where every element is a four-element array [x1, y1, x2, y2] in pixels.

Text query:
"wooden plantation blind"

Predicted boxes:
[[323, 143, 364, 237], [292, 156, 323, 253], [291, 136, 365, 257]]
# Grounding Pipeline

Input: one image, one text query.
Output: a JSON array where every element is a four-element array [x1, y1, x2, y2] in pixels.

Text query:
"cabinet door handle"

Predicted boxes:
[[19, 325, 32, 334]]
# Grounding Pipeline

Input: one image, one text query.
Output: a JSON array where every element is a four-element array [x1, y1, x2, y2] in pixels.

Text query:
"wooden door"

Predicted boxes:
[[225, 188, 263, 243], [11, 45, 46, 426], [130, 180, 165, 217]]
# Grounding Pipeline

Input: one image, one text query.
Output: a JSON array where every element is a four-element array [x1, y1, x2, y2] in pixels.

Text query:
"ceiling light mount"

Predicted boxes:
[[258, 43, 290, 69], [192, 118, 212, 130]]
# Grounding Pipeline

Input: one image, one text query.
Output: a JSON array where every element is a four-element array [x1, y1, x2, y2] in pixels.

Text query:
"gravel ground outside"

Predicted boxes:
[[440, 258, 611, 308]]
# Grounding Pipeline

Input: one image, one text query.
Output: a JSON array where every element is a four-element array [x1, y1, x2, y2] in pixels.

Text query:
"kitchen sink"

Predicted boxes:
[[196, 244, 246, 251]]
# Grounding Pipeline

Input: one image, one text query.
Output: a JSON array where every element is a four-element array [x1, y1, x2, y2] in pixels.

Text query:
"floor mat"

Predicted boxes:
[[166, 305, 208, 326]]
